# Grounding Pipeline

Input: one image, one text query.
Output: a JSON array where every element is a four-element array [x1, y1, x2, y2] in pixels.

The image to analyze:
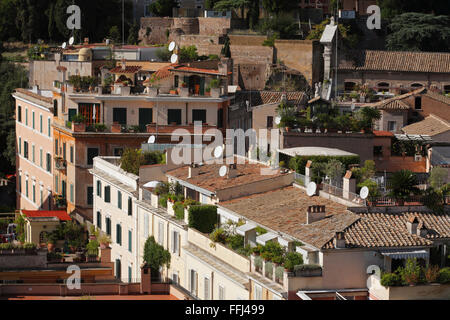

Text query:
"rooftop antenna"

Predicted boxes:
[[122, 0, 125, 46]]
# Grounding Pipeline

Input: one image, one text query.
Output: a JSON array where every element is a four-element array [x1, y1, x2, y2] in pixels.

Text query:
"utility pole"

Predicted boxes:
[[122, 0, 125, 45]]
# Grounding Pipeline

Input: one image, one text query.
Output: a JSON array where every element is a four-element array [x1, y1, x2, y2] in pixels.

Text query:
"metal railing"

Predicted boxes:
[[294, 172, 306, 186], [321, 182, 364, 205]]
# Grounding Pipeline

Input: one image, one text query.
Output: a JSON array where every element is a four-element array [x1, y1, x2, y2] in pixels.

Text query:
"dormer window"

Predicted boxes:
[[414, 97, 422, 110]]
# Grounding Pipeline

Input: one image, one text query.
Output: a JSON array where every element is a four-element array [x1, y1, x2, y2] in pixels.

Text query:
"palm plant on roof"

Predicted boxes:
[[358, 107, 381, 133], [388, 170, 420, 205]]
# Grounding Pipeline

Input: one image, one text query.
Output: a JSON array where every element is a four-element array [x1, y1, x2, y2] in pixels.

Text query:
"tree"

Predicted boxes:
[[352, 160, 376, 184], [262, 0, 299, 15], [214, 0, 248, 18], [356, 107, 381, 132], [143, 236, 171, 279], [108, 26, 121, 44], [127, 21, 140, 45], [388, 170, 420, 204], [377, 0, 450, 20], [0, 0, 20, 41], [179, 45, 198, 63], [259, 14, 299, 39], [148, 0, 178, 17], [156, 46, 171, 61], [386, 13, 450, 52], [221, 35, 231, 58], [325, 159, 345, 186], [205, 0, 220, 10], [429, 167, 448, 189]]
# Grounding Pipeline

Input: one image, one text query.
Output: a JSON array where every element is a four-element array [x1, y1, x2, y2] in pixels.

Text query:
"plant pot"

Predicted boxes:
[[111, 123, 121, 133], [100, 243, 109, 249], [72, 122, 86, 132], [70, 246, 76, 254], [47, 243, 55, 252]]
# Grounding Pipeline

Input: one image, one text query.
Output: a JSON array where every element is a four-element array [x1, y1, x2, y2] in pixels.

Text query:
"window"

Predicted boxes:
[[139, 108, 153, 130], [388, 121, 397, 132], [32, 184, 36, 203], [87, 186, 93, 206], [411, 83, 423, 88], [377, 82, 390, 92], [32, 145, 35, 163], [32, 111, 35, 129], [219, 285, 225, 300], [46, 153, 52, 173], [204, 277, 210, 300], [97, 180, 102, 197], [128, 230, 132, 252], [70, 184, 74, 203], [267, 116, 273, 128], [144, 213, 149, 238], [97, 211, 102, 229], [189, 270, 198, 296], [104, 186, 111, 203], [53, 100, 58, 117], [63, 143, 66, 161], [128, 197, 132, 216], [167, 109, 182, 125], [40, 149, 43, 167], [172, 230, 179, 255], [113, 108, 127, 125], [19, 137, 21, 155], [373, 146, 383, 156], [25, 108, 28, 126], [114, 148, 123, 156], [55, 139, 58, 155], [254, 284, 262, 300], [116, 224, 122, 245], [117, 190, 122, 209], [87, 147, 99, 165], [24, 141, 28, 159], [217, 109, 223, 129], [48, 118, 51, 137], [18, 175, 21, 193], [25, 179, 28, 198], [128, 266, 132, 283], [174, 75, 179, 87], [61, 180, 66, 199], [40, 189, 43, 209], [414, 97, 422, 110], [115, 259, 121, 279], [192, 109, 206, 123], [18, 105, 22, 122], [344, 82, 356, 92], [106, 217, 111, 235], [158, 221, 164, 245], [70, 146, 74, 163], [68, 109, 77, 122], [40, 114, 43, 133], [55, 175, 58, 193], [444, 85, 450, 94], [172, 272, 179, 285]]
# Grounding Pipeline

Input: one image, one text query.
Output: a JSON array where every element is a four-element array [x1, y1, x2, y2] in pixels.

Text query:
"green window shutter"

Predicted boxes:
[[105, 186, 110, 203], [97, 180, 102, 197], [128, 266, 132, 283], [128, 197, 132, 216], [97, 211, 102, 229], [70, 184, 74, 203], [87, 186, 93, 206], [199, 77, 205, 95], [118, 191, 122, 209], [128, 230, 132, 252], [40, 115, 43, 133], [106, 218, 111, 236], [116, 224, 122, 245]]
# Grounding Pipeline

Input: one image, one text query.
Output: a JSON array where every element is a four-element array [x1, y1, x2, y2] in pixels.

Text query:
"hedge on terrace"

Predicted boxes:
[[287, 155, 360, 175], [188, 205, 217, 234]]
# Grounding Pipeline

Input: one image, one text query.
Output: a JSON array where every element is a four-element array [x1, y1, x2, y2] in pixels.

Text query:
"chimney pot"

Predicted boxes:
[[334, 232, 346, 249], [306, 205, 326, 224]]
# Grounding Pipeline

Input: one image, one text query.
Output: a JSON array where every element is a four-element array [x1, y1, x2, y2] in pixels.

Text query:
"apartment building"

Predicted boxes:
[[13, 88, 55, 211]]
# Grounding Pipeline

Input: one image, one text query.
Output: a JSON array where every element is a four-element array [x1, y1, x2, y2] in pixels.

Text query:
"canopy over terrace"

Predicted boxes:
[[278, 147, 358, 158]]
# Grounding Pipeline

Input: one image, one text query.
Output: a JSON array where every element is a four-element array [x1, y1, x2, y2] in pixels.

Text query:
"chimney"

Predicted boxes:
[[306, 205, 326, 224], [31, 84, 40, 95], [227, 163, 237, 179], [121, 58, 126, 71], [188, 163, 200, 179], [84, 37, 89, 45], [334, 231, 346, 249], [417, 225, 428, 237], [406, 216, 419, 235]]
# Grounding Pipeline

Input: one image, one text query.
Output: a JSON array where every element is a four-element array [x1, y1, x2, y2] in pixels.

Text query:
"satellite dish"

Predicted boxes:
[[214, 146, 223, 159], [275, 116, 281, 125], [148, 135, 156, 144], [360, 186, 369, 200], [143, 181, 162, 188], [62, 42, 67, 49], [219, 165, 227, 177], [306, 182, 317, 197], [170, 54, 178, 64], [168, 41, 176, 52], [69, 36, 75, 46], [106, 39, 111, 45]]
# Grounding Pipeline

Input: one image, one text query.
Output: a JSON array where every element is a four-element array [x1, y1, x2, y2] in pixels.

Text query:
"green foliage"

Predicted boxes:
[[356, 107, 381, 133], [388, 170, 420, 202], [154, 182, 170, 196], [380, 272, 402, 287], [262, 0, 299, 15], [306, 19, 360, 49], [173, 201, 184, 220], [108, 26, 121, 44], [275, 265, 284, 280], [255, 227, 267, 235], [179, 45, 198, 63], [293, 264, 321, 272], [209, 78, 220, 89], [284, 252, 303, 271], [439, 267, 450, 284], [422, 185, 449, 214], [143, 236, 171, 277], [221, 34, 231, 58], [262, 35, 277, 47], [288, 155, 360, 175], [352, 160, 376, 185], [429, 167, 448, 189], [254, 255, 263, 269], [148, 0, 177, 17], [63, 221, 86, 248], [358, 179, 381, 201], [159, 194, 169, 208], [71, 113, 86, 124], [127, 21, 140, 45], [98, 233, 111, 245], [386, 13, 450, 52], [188, 205, 218, 234], [260, 241, 285, 263], [14, 214, 26, 243], [258, 14, 298, 39], [209, 227, 228, 244], [377, 0, 450, 20], [119, 149, 165, 175], [325, 159, 345, 185], [86, 239, 99, 256], [156, 46, 171, 61]]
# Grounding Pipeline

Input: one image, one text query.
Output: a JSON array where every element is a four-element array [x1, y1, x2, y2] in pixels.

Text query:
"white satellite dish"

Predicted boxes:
[[219, 165, 227, 177], [106, 39, 111, 45], [275, 116, 281, 125], [214, 146, 223, 159], [360, 186, 369, 200], [143, 181, 162, 188], [69, 36, 75, 46], [62, 42, 67, 49], [306, 182, 317, 197], [168, 41, 176, 52], [170, 54, 178, 64], [148, 135, 156, 144]]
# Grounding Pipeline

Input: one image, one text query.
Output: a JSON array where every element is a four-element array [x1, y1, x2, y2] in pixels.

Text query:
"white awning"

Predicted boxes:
[[236, 223, 257, 236], [143, 181, 162, 188], [256, 232, 278, 245], [381, 249, 429, 260]]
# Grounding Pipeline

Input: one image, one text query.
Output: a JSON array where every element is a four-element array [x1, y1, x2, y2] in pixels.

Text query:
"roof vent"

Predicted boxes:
[[334, 231, 346, 249], [306, 205, 326, 224], [406, 216, 419, 235], [188, 163, 200, 178]]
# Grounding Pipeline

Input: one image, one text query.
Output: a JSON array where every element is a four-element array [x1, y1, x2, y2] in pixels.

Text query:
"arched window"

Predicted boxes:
[[344, 82, 356, 92], [377, 82, 390, 92], [411, 83, 423, 88]]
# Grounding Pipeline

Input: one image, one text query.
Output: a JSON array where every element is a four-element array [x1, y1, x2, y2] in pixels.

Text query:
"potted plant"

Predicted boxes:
[[209, 79, 221, 98], [98, 234, 111, 249], [111, 121, 121, 133], [46, 232, 57, 252], [94, 123, 107, 132], [71, 114, 86, 132]]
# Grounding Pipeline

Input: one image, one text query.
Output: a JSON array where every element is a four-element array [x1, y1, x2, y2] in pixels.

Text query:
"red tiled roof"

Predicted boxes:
[[169, 66, 230, 76], [373, 130, 394, 137], [339, 50, 450, 73], [22, 210, 71, 221], [364, 87, 425, 110], [109, 65, 142, 74], [15, 88, 53, 104]]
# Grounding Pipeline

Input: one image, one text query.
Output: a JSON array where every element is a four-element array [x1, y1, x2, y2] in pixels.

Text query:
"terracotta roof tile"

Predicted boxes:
[[234, 91, 306, 107], [339, 50, 450, 73], [15, 88, 53, 104], [402, 114, 450, 136], [22, 210, 71, 221], [364, 87, 425, 110], [109, 65, 142, 73]]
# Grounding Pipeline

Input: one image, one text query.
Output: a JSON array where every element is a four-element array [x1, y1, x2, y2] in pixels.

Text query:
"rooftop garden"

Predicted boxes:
[[276, 100, 381, 133], [119, 148, 166, 175], [67, 75, 99, 93], [0, 242, 37, 254], [381, 258, 450, 287]]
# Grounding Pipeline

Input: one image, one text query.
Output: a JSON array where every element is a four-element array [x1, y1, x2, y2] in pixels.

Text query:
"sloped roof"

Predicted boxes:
[[234, 91, 306, 108], [22, 210, 71, 221], [109, 65, 142, 74], [424, 91, 450, 105], [339, 50, 450, 73], [402, 114, 450, 136], [364, 87, 425, 110], [15, 88, 53, 104]]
